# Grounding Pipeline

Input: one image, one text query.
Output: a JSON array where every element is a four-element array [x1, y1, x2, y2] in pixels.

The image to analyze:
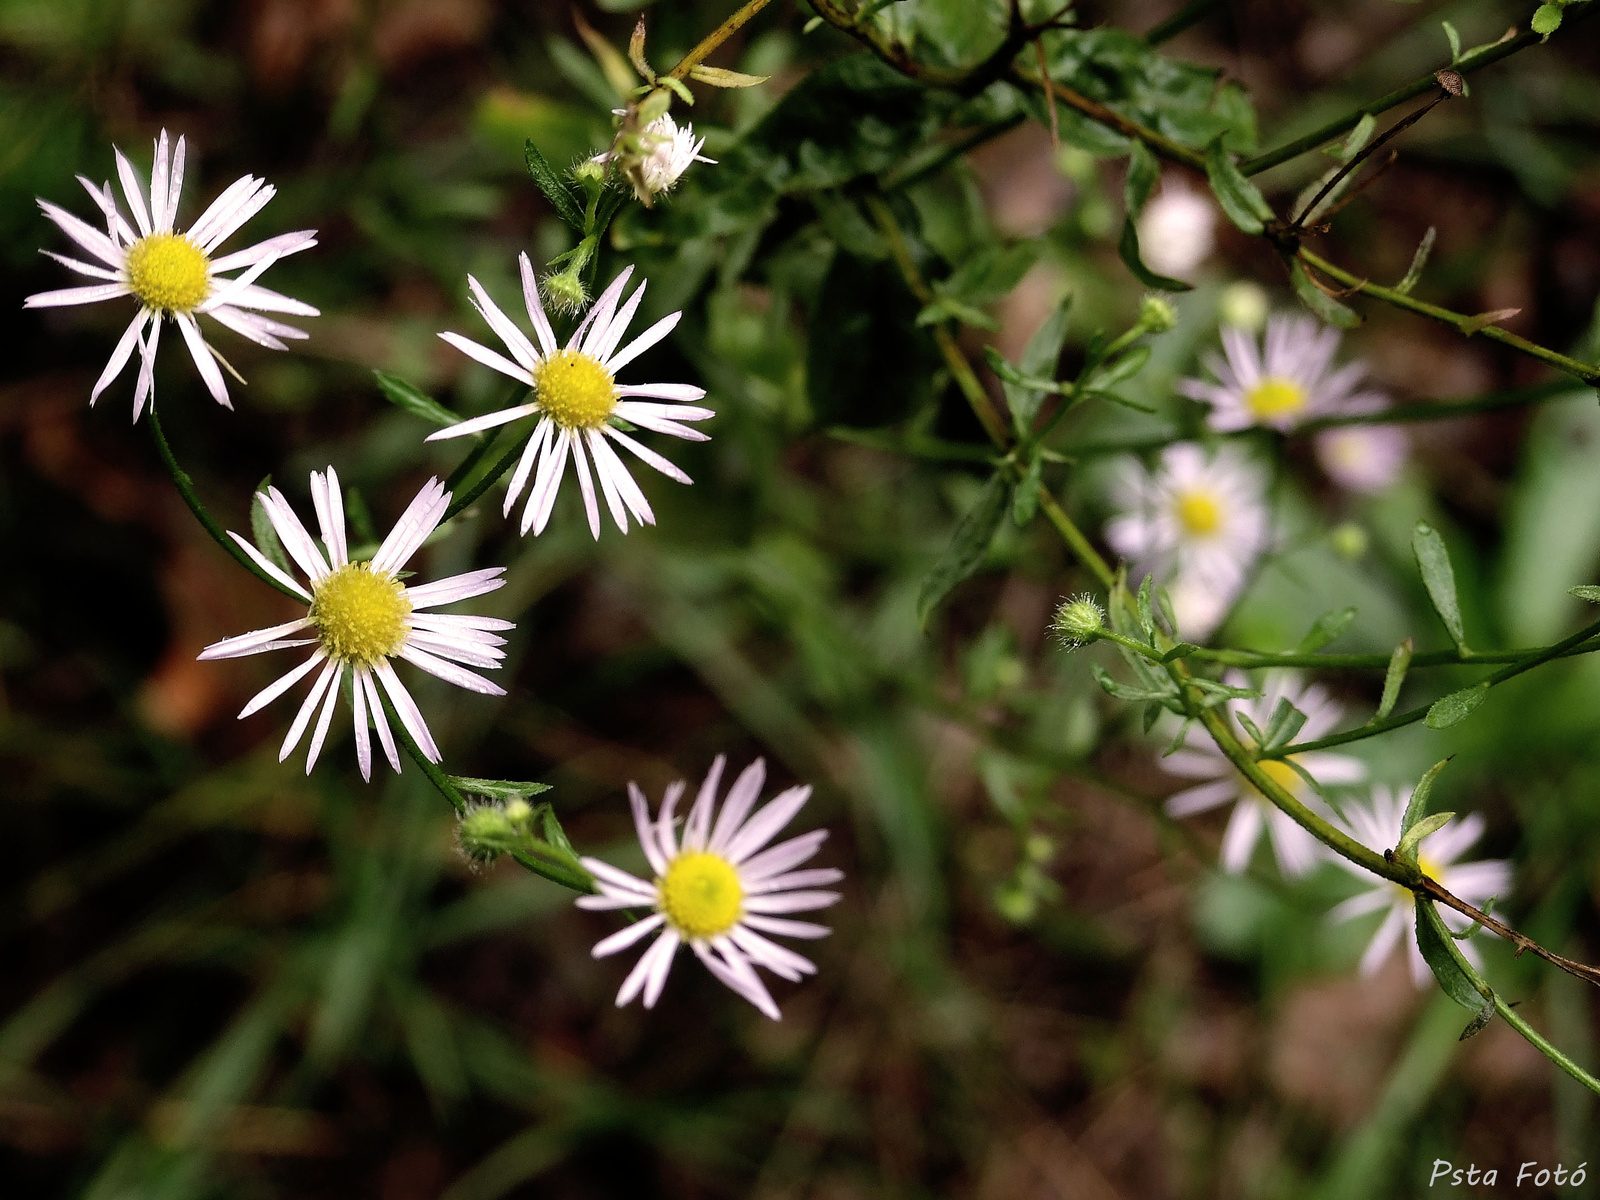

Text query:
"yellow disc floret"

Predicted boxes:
[[658, 851, 743, 939], [534, 349, 617, 430], [1250, 758, 1306, 798], [309, 563, 412, 667], [1174, 489, 1223, 537], [1245, 376, 1307, 423], [125, 233, 210, 313]]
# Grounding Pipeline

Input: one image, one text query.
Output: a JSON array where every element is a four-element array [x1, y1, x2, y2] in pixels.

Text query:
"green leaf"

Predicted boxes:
[[1123, 141, 1160, 217], [450, 777, 555, 802], [1531, 4, 1563, 35], [1570, 585, 1600, 603], [523, 140, 586, 233], [1093, 343, 1152, 388], [1459, 998, 1496, 1041], [1012, 455, 1042, 526], [1426, 682, 1489, 729], [1396, 811, 1456, 866], [1117, 218, 1194, 291], [374, 371, 463, 430], [688, 64, 770, 89], [1135, 574, 1157, 639], [1260, 698, 1308, 751], [250, 477, 291, 574], [1415, 899, 1491, 1012], [918, 473, 1011, 626], [1289, 258, 1359, 328], [1412, 520, 1469, 652], [1204, 137, 1273, 235], [933, 242, 1041, 309], [1296, 605, 1357, 652], [1401, 756, 1453, 835], [1158, 642, 1200, 663], [1441, 20, 1462, 62], [1375, 638, 1413, 721], [1090, 661, 1179, 703], [1393, 225, 1436, 296]]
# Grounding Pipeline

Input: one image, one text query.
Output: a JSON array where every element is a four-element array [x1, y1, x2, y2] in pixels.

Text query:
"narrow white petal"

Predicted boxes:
[[740, 913, 832, 940], [743, 891, 840, 914], [371, 477, 448, 575], [738, 830, 828, 882], [186, 176, 261, 248], [208, 230, 317, 273], [405, 567, 508, 610], [523, 429, 571, 537], [602, 307, 680, 373], [438, 331, 535, 387], [747, 867, 844, 895], [163, 136, 186, 232], [200, 181, 276, 252], [630, 783, 668, 876], [586, 430, 630, 532], [114, 149, 152, 237], [397, 644, 505, 695], [611, 411, 711, 443], [361, 669, 401, 773], [403, 632, 503, 668], [615, 929, 676, 1008], [591, 279, 645, 365], [38, 200, 125, 267], [568, 427, 602, 540], [237, 651, 324, 718], [89, 312, 152, 407], [605, 426, 694, 484], [24, 282, 130, 309], [614, 383, 707, 402], [423, 403, 539, 442], [573, 266, 634, 355], [206, 304, 288, 350], [467, 275, 539, 370], [175, 312, 231, 408], [77, 176, 136, 245], [304, 663, 345, 773], [373, 661, 440, 761], [580, 857, 657, 896], [593, 914, 665, 959], [198, 616, 315, 661], [280, 660, 339, 763], [656, 780, 685, 864], [642, 929, 681, 1007], [502, 420, 549, 515], [149, 131, 170, 237], [576, 893, 652, 911], [725, 785, 813, 863], [41, 250, 122, 281], [262, 487, 331, 582], [352, 663, 372, 782], [708, 758, 762, 853], [518, 252, 557, 356], [703, 938, 781, 1019], [589, 434, 655, 526], [219, 282, 319, 317], [730, 924, 816, 980], [132, 315, 161, 422]]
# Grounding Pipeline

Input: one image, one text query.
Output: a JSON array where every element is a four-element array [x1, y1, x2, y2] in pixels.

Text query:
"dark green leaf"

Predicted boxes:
[[524, 140, 585, 232], [1117, 218, 1195, 291], [1426, 683, 1489, 729], [1204, 137, 1273, 234], [1123, 141, 1160, 217], [1401, 757, 1453, 835], [374, 371, 463, 430], [1570, 585, 1600, 603], [1376, 638, 1413, 721], [1289, 259, 1359, 328], [450, 777, 554, 802], [1296, 605, 1358, 652], [918, 473, 1011, 626], [1459, 998, 1496, 1040], [1412, 520, 1469, 652], [1416, 899, 1491, 1011], [1012, 455, 1042, 526]]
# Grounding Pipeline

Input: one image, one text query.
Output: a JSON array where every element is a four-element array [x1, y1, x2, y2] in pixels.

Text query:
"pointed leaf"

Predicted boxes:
[[1118, 219, 1194, 292], [1296, 605, 1357, 652], [918, 473, 1011, 626], [450, 777, 554, 802], [1204, 137, 1273, 235], [1396, 811, 1456, 867], [374, 371, 464, 430], [250, 477, 291, 574], [1401, 757, 1453, 834], [1412, 521, 1469, 652], [524, 140, 586, 233], [1290, 258, 1359, 328], [1375, 638, 1413, 721], [1426, 682, 1489, 729]]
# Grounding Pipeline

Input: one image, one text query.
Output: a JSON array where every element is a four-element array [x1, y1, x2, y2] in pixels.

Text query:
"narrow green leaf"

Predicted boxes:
[[1441, 20, 1462, 62], [1401, 756, 1452, 834], [1394, 226, 1436, 295], [918, 473, 1011, 626], [1093, 343, 1152, 388], [1459, 998, 1496, 1040], [1260, 698, 1308, 751], [1568, 584, 1600, 603], [1012, 455, 1042, 526], [524, 140, 586, 232], [250, 477, 291, 574], [1135, 575, 1156, 639], [1426, 682, 1489, 729], [1204, 137, 1273, 235], [1289, 258, 1360, 328], [688, 64, 770, 88], [1123, 141, 1160, 217], [1416, 899, 1491, 1012], [1158, 642, 1200, 663], [1296, 605, 1358, 652], [1375, 637, 1413, 721], [1117, 219, 1194, 291], [1396, 811, 1456, 866], [374, 371, 463, 429], [450, 777, 554, 802], [1412, 520, 1469, 652]]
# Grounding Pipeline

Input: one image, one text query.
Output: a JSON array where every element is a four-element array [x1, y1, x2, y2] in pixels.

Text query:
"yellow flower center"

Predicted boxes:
[[1249, 758, 1305, 798], [534, 349, 617, 430], [1245, 376, 1307, 422], [309, 563, 412, 666], [124, 232, 210, 313], [1174, 489, 1223, 537], [658, 851, 743, 939]]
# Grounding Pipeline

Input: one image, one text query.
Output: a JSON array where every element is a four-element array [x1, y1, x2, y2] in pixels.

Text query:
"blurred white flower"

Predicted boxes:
[[1163, 671, 1365, 876], [1314, 424, 1409, 493], [1136, 180, 1215, 279], [431, 256, 712, 539], [25, 128, 318, 419], [1104, 442, 1270, 637], [198, 468, 512, 780], [577, 757, 841, 1019], [1329, 785, 1512, 986], [1217, 281, 1269, 333], [1180, 314, 1387, 433]]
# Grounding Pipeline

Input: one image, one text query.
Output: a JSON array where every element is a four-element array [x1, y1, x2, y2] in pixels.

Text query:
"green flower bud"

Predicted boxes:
[[458, 804, 514, 864], [1330, 521, 1370, 561], [1218, 280, 1269, 333], [542, 268, 589, 316], [1052, 594, 1105, 647], [503, 798, 533, 826], [1139, 294, 1178, 333]]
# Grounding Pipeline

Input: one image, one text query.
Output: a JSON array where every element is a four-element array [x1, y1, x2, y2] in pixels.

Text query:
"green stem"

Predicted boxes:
[[1194, 637, 1600, 671], [1268, 615, 1600, 756], [1298, 378, 1578, 430], [148, 408, 303, 601], [1495, 994, 1600, 1096], [1299, 249, 1600, 387], [378, 686, 468, 815], [509, 847, 596, 895], [666, 0, 774, 81], [1242, 4, 1594, 176]]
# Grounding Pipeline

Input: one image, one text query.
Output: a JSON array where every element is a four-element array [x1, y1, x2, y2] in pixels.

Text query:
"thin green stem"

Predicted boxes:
[[1194, 637, 1600, 671], [666, 0, 774, 80], [378, 686, 468, 815], [1299, 249, 1600, 387], [1495, 994, 1600, 1096], [148, 408, 303, 601], [509, 847, 596, 895], [1268, 615, 1600, 756], [1243, 4, 1594, 176], [1298, 378, 1578, 430]]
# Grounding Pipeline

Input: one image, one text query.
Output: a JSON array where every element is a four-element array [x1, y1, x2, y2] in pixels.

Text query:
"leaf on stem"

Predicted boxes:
[[524, 140, 586, 233], [1118, 220, 1194, 291], [1396, 811, 1455, 866], [1412, 520, 1470, 652], [1289, 259, 1360, 329], [250, 478, 292, 574], [451, 777, 555, 802], [1401, 756, 1453, 835], [1570, 585, 1600, 603], [1296, 605, 1358, 652], [1426, 681, 1489, 728], [689, 64, 770, 89], [1460, 307, 1522, 336], [1204, 137, 1274, 235], [1012, 455, 1042, 526], [918, 472, 1012, 627], [1394, 226, 1437, 295], [1415, 898, 1493, 1013], [374, 371, 463, 430], [1375, 637, 1413, 722]]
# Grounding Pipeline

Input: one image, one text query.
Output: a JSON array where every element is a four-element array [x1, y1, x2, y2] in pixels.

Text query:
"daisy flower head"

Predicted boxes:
[[25, 129, 318, 420], [577, 756, 841, 1020], [1104, 442, 1270, 637], [429, 256, 711, 540], [1163, 671, 1366, 876], [1314, 424, 1409, 494], [198, 467, 514, 780], [1179, 314, 1387, 433], [1330, 785, 1512, 986], [597, 111, 715, 201], [1135, 179, 1216, 280]]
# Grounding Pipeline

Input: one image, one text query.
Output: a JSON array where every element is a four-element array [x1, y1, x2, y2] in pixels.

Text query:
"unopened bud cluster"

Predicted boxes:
[[458, 797, 535, 864], [1052, 594, 1105, 648]]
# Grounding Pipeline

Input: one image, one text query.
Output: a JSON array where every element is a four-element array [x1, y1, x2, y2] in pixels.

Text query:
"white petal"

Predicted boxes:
[[89, 311, 153, 407], [397, 643, 505, 695], [740, 913, 832, 940], [730, 924, 817, 979], [373, 660, 440, 761], [630, 783, 668, 876], [163, 136, 186, 232], [708, 757, 761, 852], [361, 669, 401, 773], [642, 929, 680, 1007], [175, 313, 230, 408], [586, 430, 632, 532], [208, 230, 318, 273], [518, 252, 557, 356], [695, 941, 779, 1019], [614, 383, 708, 402], [23, 282, 129, 309], [604, 309, 681, 373], [580, 857, 658, 897], [467, 275, 539, 370], [615, 928, 677, 1008], [592, 914, 665, 958], [236, 651, 325, 718], [219, 282, 319, 317], [371, 477, 448, 575], [502, 419, 550, 514], [186, 176, 262, 248], [352, 663, 372, 782], [743, 890, 840, 914], [262, 487, 330, 583], [38, 199, 125, 268], [405, 567, 508, 610], [573, 267, 634, 355], [200, 181, 275, 252], [423, 403, 539, 442], [132, 315, 162, 422], [738, 830, 828, 882], [280, 660, 339, 763], [304, 662, 346, 773], [591, 431, 656, 526], [747, 867, 844, 895], [114, 148, 152, 237], [522, 428, 571, 537], [205, 304, 287, 350], [41, 249, 122, 281], [725, 785, 813, 863], [591, 279, 645, 365], [438, 331, 535, 387], [149, 131, 170, 238], [567, 425, 602, 540], [198, 616, 315, 661], [605, 426, 694, 484]]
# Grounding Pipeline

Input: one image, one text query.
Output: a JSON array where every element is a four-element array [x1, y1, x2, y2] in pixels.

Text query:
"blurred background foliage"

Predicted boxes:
[[3, 0, 1600, 1196]]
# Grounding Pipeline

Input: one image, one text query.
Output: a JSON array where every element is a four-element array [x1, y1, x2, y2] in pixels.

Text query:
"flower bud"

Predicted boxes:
[[504, 797, 533, 826], [1052, 594, 1105, 647], [1218, 281, 1269, 332], [1139, 294, 1178, 333], [542, 268, 588, 316], [458, 804, 515, 863]]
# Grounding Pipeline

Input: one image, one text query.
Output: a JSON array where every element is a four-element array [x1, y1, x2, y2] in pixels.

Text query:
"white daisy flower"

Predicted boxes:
[[24, 128, 319, 420], [1104, 442, 1270, 637], [428, 255, 711, 539], [597, 112, 715, 198], [1135, 180, 1216, 280], [1329, 785, 1512, 986], [577, 756, 841, 1020], [197, 467, 513, 780], [1163, 671, 1366, 876], [1179, 314, 1387, 433], [1314, 424, 1408, 493]]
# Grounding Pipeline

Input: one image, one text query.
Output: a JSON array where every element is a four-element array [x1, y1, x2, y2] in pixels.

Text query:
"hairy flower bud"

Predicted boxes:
[[542, 268, 589, 316], [1139, 294, 1178, 333], [1052, 594, 1105, 647]]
